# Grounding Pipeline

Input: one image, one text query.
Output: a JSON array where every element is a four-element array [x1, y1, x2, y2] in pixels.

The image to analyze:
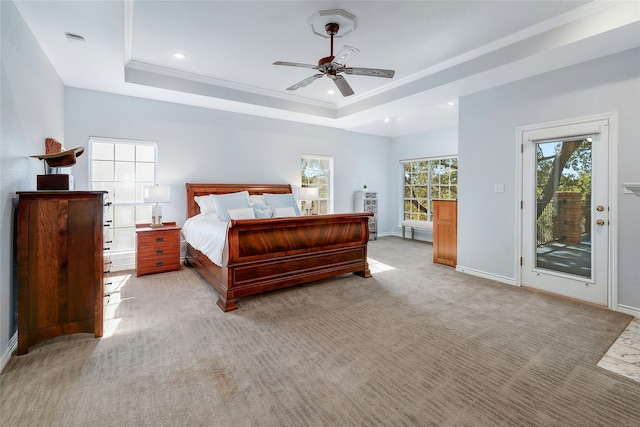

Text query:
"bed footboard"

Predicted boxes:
[[187, 213, 372, 311]]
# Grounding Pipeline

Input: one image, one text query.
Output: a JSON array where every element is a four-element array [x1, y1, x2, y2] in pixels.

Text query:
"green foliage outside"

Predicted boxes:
[[403, 158, 458, 221], [536, 138, 592, 244], [301, 156, 331, 214]]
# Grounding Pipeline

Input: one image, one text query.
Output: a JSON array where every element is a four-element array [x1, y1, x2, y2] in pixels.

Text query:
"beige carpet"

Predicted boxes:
[[2, 237, 639, 426]]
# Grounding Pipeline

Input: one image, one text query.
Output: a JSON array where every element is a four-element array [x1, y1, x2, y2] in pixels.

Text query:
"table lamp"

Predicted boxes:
[[143, 185, 171, 227], [299, 187, 319, 216]]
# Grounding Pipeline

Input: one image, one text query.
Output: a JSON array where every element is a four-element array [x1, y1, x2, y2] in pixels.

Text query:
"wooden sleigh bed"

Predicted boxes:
[[184, 183, 373, 312]]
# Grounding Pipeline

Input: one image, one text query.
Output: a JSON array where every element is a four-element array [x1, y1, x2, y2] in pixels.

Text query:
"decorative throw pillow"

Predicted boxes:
[[210, 191, 251, 222], [194, 195, 216, 216], [263, 193, 301, 216], [274, 206, 297, 217], [249, 194, 267, 206], [252, 203, 273, 218], [228, 207, 256, 220]]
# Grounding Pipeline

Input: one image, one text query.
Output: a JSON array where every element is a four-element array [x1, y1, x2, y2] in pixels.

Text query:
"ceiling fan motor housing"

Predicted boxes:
[[325, 22, 340, 36]]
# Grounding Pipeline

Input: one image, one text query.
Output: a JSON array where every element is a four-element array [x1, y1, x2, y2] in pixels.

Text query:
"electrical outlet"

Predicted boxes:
[[494, 184, 505, 193]]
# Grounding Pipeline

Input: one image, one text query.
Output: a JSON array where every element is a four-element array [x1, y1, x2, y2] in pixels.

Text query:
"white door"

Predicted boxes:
[[520, 117, 610, 305]]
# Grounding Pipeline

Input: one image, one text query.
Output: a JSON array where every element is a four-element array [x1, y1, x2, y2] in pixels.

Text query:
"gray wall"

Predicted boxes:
[[64, 89, 393, 231], [0, 1, 65, 360], [389, 127, 458, 240], [458, 48, 640, 311]]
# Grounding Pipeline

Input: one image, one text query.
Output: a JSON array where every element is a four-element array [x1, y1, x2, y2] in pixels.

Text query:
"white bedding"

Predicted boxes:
[[181, 214, 229, 266]]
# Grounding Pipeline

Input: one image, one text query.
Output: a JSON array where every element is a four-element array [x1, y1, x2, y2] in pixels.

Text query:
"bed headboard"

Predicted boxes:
[[185, 183, 293, 218]]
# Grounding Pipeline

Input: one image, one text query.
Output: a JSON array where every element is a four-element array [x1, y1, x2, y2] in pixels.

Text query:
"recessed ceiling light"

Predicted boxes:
[[327, 89, 336, 95], [172, 51, 188, 60], [447, 101, 456, 106], [384, 117, 390, 123], [65, 33, 85, 45]]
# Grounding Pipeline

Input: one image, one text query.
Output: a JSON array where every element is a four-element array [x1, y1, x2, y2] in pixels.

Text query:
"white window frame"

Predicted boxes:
[[401, 156, 458, 222], [89, 136, 158, 261]]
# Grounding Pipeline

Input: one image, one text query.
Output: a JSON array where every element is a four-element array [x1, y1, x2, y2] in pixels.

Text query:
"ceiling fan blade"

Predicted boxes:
[[331, 75, 354, 97], [274, 61, 320, 70], [286, 74, 324, 91], [331, 45, 360, 66], [344, 67, 395, 78]]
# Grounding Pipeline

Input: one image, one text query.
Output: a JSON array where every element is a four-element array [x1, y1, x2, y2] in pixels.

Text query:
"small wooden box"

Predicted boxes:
[[37, 174, 74, 190]]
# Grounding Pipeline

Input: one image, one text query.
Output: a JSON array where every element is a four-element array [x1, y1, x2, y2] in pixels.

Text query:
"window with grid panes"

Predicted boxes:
[[403, 157, 457, 222], [301, 154, 332, 215], [90, 137, 157, 253]]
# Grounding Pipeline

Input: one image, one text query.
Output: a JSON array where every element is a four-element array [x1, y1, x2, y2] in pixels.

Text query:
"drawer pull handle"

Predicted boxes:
[[156, 249, 164, 255], [155, 262, 164, 267], [155, 237, 164, 242]]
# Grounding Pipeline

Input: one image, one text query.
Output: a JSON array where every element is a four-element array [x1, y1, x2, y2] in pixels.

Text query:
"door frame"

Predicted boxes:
[[515, 112, 618, 310]]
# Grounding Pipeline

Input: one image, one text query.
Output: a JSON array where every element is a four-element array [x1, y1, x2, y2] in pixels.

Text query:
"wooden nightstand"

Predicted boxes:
[[135, 222, 181, 277]]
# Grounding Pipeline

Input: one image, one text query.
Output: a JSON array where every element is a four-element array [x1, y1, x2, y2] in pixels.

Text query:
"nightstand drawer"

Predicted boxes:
[[138, 245, 180, 259], [137, 231, 180, 248], [137, 256, 180, 276]]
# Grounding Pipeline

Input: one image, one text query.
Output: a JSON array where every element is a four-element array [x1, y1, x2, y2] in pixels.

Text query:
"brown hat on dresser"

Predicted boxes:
[[30, 138, 84, 168]]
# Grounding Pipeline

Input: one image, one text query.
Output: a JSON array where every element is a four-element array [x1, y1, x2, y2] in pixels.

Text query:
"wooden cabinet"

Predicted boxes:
[[17, 191, 105, 355], [354, 191, 378, 240], [433, 200, 457, 267], [135, 222, 181, 276]]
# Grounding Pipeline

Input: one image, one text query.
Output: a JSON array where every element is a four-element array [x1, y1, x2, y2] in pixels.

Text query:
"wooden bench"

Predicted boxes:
[[402, 220, 433, 240]]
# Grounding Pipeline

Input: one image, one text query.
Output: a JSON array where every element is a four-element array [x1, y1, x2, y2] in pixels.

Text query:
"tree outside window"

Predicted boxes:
[[403, 157, 457, 222], [301, 154, 332, 215]]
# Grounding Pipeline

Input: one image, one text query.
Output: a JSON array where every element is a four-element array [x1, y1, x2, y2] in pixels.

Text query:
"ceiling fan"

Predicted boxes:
[[273, 23, 395, 97]]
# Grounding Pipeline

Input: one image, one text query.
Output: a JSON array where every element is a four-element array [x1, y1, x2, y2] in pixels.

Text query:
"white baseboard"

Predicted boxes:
[[456, 266, 639, 318], [455, 265, 516, 286], [0, 332, 17, 373], [617, 304, 640, 318], [109, 251, 135, 272]]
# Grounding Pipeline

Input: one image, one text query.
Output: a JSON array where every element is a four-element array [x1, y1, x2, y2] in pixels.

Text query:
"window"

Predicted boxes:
[[403, 157, 458, 222], [90, 137, 157, 252], [301, 154, 332, 215]]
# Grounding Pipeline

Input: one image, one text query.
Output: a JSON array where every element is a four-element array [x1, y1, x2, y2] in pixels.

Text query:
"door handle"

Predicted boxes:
[[596, 219, 605, 226]]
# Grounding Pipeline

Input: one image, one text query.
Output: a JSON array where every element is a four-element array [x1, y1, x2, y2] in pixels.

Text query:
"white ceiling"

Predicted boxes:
[[13, 1, 640, 137]]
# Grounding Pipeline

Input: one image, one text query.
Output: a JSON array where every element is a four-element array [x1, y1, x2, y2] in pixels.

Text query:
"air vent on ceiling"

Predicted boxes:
[[65, 33, 86, 45]]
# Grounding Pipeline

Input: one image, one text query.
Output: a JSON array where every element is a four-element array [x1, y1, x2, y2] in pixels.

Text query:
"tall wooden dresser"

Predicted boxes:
[[16, 191, 105, 355]]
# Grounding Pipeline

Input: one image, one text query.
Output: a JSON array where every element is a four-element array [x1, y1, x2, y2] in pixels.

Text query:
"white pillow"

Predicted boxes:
[[228, 207, 256, 220], [263, 193, 301, 216], [194, 195, 217, 216], [249, 194, 266, 206], [274, 206, 297, 217], [211, 191, 251, 222]]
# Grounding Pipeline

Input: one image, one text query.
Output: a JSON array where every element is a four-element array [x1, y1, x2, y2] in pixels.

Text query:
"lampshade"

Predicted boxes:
[[299, 187, 319, 200], [143, 185, 171, 228], [143, 185, 171, 204]]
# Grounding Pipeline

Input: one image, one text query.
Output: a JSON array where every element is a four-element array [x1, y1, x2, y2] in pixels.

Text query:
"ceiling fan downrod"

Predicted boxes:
[[319, 22, 340, 67]]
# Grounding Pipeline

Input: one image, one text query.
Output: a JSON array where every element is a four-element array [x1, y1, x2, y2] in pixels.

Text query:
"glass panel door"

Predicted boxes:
[[535, 138, 592, 278], [520, 117, 609, 306]]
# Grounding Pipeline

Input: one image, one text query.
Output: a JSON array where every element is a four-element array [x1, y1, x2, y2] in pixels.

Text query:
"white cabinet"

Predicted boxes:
[[354, 191, 378, 240]]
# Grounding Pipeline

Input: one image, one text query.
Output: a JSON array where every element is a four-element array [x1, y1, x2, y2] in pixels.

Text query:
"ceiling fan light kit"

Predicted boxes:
[[274, 21, 395, 97]]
